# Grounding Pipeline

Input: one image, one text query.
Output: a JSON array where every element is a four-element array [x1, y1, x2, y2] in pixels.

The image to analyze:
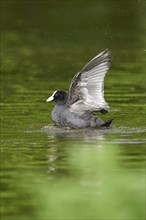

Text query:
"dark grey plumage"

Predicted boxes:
[[46, 49, 113, 129]]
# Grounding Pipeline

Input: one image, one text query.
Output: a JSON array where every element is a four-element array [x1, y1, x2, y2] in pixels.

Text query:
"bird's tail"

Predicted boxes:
[[100, 119, 114, 128]]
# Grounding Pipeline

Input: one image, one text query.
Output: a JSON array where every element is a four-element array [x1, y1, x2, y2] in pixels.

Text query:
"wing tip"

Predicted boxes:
[[100, 108, 109, 114], [102, 48, 112, 60], [81, 48, 112, 72]]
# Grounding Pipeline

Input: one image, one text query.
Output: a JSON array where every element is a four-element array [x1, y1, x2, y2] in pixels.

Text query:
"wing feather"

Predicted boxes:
[[67, 49, 111, 113]]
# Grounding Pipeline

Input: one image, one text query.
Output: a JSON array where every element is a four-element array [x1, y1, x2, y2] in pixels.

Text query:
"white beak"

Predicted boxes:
[[46, 95, 54, 102], [46, 91, 57, 102]]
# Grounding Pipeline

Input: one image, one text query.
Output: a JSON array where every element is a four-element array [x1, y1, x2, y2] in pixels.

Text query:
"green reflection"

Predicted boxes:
[[1, 144, 145, 220]]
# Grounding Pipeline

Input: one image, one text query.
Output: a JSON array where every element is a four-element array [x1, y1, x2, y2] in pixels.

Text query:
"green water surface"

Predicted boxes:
[[1, 1, 146, 220]]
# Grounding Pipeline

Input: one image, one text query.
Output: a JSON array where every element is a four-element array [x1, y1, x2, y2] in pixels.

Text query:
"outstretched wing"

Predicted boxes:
[[67, 49, 111, 113]]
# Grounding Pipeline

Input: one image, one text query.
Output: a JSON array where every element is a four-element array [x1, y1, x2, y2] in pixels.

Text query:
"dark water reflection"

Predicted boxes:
[[1, 0, 145, 219]]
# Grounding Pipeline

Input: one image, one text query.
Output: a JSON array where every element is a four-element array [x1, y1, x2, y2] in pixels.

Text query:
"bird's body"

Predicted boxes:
[[46, 49, 113, 129], [51, 103, 104, 129]]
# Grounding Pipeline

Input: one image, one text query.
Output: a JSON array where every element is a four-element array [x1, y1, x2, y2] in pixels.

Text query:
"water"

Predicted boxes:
[[1, 1, 145, 220]]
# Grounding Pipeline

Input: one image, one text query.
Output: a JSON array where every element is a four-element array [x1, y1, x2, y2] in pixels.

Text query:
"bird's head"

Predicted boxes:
[[46, 90, 68, 105]]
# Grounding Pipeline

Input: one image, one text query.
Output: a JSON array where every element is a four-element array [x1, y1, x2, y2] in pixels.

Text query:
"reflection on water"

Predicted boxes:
[[42, 124, 146, 142], [42, 125, 105, 141], [1, 0, 145, 219]]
